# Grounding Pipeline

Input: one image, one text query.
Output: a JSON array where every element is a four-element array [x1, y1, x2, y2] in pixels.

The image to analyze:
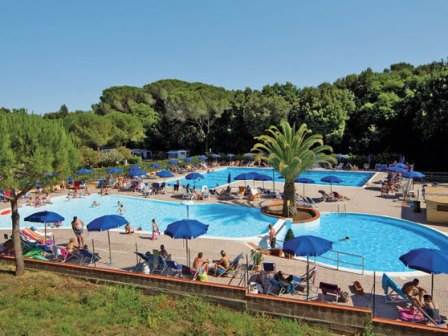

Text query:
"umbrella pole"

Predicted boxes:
[[431, 273, 434, 298], [107, 230, 112, 264], [303, 184, 305, 198], [44, 222, 47, 245], [92, 239, 96, 267], [306, 256, 310, 301], [185, 239, 189, 267], [272, 168, 275, 193]]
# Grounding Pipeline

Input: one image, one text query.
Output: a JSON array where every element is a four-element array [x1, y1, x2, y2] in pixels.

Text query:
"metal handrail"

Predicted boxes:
[[317, 249, 365, 274]]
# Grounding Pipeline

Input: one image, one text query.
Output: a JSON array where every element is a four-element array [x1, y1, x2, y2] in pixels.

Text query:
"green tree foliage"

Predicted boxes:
[[253, 120, 336, 216], [289, 84, 354, 144], [64, 112, 115, 149], [36, 59, 448, 170], [0, 112, 78, 275], [145, 80, 231, 152], [93, 86, 158, 130]]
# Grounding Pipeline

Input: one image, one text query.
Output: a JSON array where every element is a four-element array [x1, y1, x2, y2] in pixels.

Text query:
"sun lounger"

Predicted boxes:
[[318, 190, 337, 202], [319, 282, 343, 301], [382, 273, 410, 304], [163, 260, 183, 277], [216, 253, 243, 277]]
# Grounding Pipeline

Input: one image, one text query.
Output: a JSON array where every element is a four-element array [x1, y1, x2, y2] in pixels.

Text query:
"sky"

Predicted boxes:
[[1, 0, 447, 114]]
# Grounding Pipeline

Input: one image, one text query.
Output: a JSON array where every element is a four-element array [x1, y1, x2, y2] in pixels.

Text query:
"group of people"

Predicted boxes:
[[381, 172, 402, 195], [25, 192, 52, 207], [402, 278, 441, 321], [192, 250, 231, 279]]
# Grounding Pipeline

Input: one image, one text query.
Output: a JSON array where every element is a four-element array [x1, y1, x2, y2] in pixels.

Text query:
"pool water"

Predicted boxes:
[[168, 167, 374, 189], [276, 213, 448, 273], [0, 195, 276, 238]]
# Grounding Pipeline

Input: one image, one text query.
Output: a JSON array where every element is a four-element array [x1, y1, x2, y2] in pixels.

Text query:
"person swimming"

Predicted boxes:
[[339, 236, 350, 241]]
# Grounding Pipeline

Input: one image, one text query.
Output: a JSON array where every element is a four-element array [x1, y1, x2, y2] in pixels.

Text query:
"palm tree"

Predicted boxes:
[[252, 120, 336, 216]]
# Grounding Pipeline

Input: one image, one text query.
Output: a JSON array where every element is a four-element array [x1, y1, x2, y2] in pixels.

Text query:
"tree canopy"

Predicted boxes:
[[4, 59, 447, 170], [0, 111, 78, 275]]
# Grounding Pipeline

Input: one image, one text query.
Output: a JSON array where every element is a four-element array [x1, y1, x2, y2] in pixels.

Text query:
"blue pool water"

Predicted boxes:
[[0, 195, 276, 238], [169, 167, 374, 189], [277, 213, 448, 273]]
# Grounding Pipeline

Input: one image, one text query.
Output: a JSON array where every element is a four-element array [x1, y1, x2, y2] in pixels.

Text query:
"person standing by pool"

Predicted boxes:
[[71, 216, 85, 247], [151, 218, 160, 240], [268, 224, 276, 249]]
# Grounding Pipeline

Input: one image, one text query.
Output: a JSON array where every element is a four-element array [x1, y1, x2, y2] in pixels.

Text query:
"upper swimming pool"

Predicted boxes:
[[168, 167, 374, 189], [0, 195, 277, 238], [276, 213, 448, 273]]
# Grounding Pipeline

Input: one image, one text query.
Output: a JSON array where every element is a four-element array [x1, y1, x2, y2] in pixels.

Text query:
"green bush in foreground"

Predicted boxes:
[[0, 266, 332, 336]]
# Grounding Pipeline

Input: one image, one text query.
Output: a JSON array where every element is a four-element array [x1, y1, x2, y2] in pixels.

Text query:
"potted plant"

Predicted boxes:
[[250, 249, 263, 271]]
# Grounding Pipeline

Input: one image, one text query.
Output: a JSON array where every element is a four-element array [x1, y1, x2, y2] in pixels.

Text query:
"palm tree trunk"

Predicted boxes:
[[282, 180, 296, 217], [11, 196, 25, 276]]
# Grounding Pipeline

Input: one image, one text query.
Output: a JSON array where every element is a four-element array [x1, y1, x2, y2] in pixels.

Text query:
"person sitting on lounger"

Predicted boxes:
[[159, 244, 169, 259], [422, 294, 445, 324], [274, 270, 293, 286], [66, 238, 78, 254], [214, 250, 230, 275], [193, 252, 209, 273], [402, 278, 426, 306]]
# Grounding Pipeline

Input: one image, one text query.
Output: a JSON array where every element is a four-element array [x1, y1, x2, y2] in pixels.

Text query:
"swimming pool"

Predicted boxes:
[[168, 167, 374, 189], [276, 213, 448, 273], [0, 195, 277, 238]]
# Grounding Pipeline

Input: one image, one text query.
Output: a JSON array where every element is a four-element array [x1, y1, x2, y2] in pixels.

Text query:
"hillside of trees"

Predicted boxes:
[[2, 60, 448, 170]]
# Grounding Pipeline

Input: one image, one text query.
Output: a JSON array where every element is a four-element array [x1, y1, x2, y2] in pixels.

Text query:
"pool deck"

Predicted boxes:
[[1, 169, 447, 325]]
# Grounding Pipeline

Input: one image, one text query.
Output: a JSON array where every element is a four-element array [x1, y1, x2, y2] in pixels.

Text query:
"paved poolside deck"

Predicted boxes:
[[1, 169, 447, 325]]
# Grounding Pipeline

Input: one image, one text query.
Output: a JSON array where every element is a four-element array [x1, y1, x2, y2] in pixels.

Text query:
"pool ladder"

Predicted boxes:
[[337, 202, 347, 214]]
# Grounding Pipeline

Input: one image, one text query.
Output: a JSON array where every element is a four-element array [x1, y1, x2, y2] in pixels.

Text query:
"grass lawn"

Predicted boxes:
[[0, 264, 334, 336]]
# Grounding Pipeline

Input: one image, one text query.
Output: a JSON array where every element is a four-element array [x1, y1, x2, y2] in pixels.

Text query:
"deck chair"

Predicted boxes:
[[151, 250, 167, 274], [319, 282, 342, 301], [163, 260, 183, 277], [216, 253, 243, 277], [382, 273, 410, 304]]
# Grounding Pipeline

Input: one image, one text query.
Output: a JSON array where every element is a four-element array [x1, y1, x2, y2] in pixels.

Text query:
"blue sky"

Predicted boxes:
[[1, 0, 447, 114]]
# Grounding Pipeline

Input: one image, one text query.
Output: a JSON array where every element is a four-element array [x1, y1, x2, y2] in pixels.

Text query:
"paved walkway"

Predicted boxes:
[[1, 170, 447, 325]]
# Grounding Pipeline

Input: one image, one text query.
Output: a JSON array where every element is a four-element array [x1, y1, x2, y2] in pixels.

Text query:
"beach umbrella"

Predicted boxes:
[[198, 155, 207, 161], [107, 167, 123, 174], [295, 177, 314, 197], [185, 157, 193, 163], [243, 153, 255, 160], [399, 248, 448, 297], [253, 173, 272, 188], [25, 211, 64, 244], [156, 170, 174, 178], [150, 163, 161, 169], [386, 165, 408, 174], [164, 219, 209, 266], [87, 215, 128, 263], [321, 175, 343, 193], [185, 172, 204, 180], [283, 235, 333, 300], [210, 153, 220, 160], [402, 171, 425, 180], [185, 172, 204, 187], [128, 166, 147, 178], [168, 159, 178, 166], [234, 172, 257, 187], [77, 168, 92, 175], [227, 153, 235, 159], [391, 162, 409, 170]]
